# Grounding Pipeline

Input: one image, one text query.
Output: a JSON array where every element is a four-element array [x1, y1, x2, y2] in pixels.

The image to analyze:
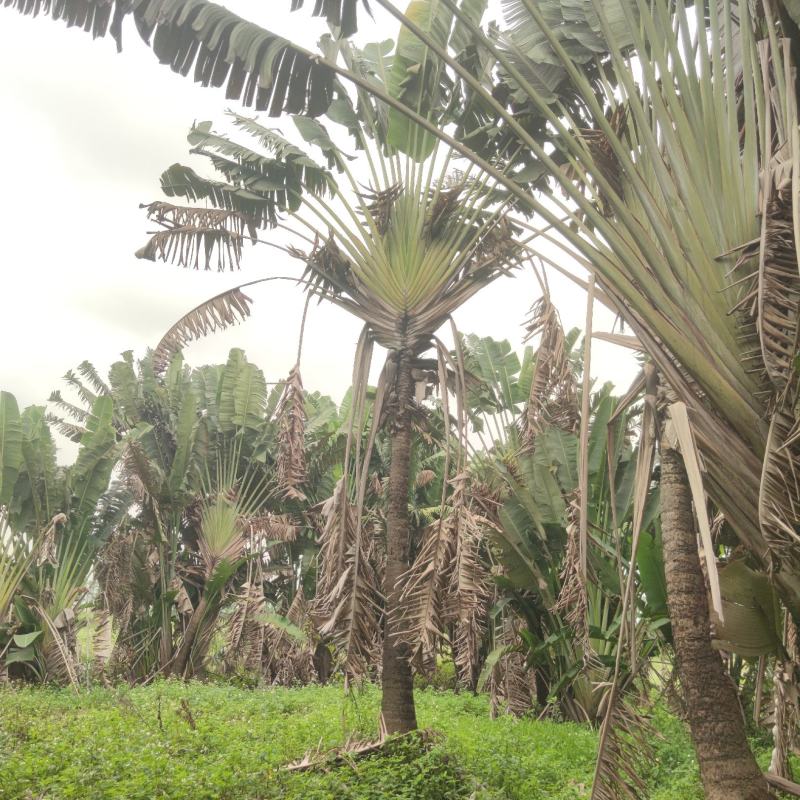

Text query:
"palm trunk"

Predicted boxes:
[[169, 593, 209, 679], [660, 444, 771, 800], [380, 349, 418, 735]]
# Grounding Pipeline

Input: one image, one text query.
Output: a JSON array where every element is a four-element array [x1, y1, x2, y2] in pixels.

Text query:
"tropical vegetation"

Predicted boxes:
[[3, 0, 800, 797]]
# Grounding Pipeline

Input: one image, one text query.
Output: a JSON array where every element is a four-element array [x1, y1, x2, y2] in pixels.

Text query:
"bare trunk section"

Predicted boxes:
[[381, 349, 418, 735], [660, 444, 772, 800]]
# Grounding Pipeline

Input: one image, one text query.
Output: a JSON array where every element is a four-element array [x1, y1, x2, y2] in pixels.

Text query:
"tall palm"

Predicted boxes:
[[125, 53, 522, 725]]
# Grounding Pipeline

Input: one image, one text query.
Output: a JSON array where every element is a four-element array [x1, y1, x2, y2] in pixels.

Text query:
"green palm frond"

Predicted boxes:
[[189, 119, 337, 209]]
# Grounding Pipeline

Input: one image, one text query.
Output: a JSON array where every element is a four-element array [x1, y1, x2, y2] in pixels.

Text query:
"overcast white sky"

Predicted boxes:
[[0, 2, 637, 435]]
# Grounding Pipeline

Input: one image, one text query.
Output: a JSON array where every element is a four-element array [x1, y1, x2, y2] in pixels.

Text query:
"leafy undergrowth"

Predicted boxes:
[[0, 681, 763, 799]]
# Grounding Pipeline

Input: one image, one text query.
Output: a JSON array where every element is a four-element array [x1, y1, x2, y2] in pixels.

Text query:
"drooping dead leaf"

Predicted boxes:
[[153, 287, 253, 372], [521, 295, 578, 445], [275, 365, 308, 502]]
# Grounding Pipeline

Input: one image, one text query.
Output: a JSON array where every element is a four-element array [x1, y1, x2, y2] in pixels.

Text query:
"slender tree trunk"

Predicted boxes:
[[154, 514, 174, 670], [381, 349, 418, 735], [660, 444, 772, 800]]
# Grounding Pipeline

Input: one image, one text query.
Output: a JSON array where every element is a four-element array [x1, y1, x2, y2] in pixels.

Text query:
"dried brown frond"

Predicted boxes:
[[286, 591, 309, 628], [424, 186, 464, 240], [368, 472, 385, 498], [487, 615, 537, 718], [521, 295, 579, 445], [311, 479, 382, 677], [291, 233, 355, 298], [95, 530, 141, 636], [138, 202, 252, 272], [37, 604, 80, 688], [415, 469, 436, 489], [395, 474, 493, 681], [285, 729, 438, 771], [395, 518, 458, 668], [36, 513, 66, 567], [153, 287, 253, 372], [92, 608, 113, 673], [358, 182, 403, 236], [275, 365, 308, 502], [468, 216, 521, 268], [262, 603, 317, 687], [552, 494, 590, 649], [760, 409, 800, 575], [591, 675, 654, 800], [757, 183, 800, 393], [728, 108, 800, 583], [769, 615, 800, 778], [246, 513, 301, 543], [224, 581, 266, 674], [448, 481, 493, 690], [170, 576, 194, 616], [563, 107, 627, 215], [121, 439, 163, 500], [136, 226, 244, 272], [141, 202, 252, 236]]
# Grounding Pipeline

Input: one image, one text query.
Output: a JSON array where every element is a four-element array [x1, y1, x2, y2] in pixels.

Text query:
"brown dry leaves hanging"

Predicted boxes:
[[486, 614, 537, 719], [448, 480, 495, 689], [590, 674, 654, 800], [726, 43, 800, 583], [224, 581, 266, 674], [262, 592, 319, 686], [136, 202, 252, 272], [358, 182, 403, 237], [571, 106, 628, 215], [521, 296, 578, 446], [311, 479, 382, 676], [552, 494, 590, 649], [95, 529, 141, 642], [396, 474, 494, 686], [291, 233, 355, 299], [92, 608, 113, 673], [395, 518, 458, 669], [276, 365, 308, 502], [246, 513, 301, 543], [753, 169, 800, 576], [769, 615, 800, 779], [36, 513, 66, 567], [136, 227, 244, 271], [37, 604, 80, 688]]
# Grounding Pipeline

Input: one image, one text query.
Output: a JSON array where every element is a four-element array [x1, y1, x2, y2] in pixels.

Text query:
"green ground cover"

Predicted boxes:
[[0, 682, 772, 799]]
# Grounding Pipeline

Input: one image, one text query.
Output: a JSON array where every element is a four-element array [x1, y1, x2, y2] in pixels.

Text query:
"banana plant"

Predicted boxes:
[[459, 327, 664, 721], [48, 349, 285, 679], [0, 389, 121, 685]]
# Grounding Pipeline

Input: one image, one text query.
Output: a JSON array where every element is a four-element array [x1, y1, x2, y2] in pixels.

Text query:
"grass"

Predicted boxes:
[[0, 681, 773, 799]]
